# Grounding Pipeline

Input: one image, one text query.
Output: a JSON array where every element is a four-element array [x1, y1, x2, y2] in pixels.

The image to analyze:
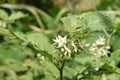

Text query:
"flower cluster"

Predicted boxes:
[[89, 37, 110, 57], [53, 35, 89, 57], [53, 35, 71, 57], [71, 41, 78, 52], [71, 40, 89, 52]]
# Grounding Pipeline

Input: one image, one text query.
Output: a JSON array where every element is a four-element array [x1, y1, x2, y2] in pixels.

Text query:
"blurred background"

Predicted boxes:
[[1, 0, 120, 15], [1, 0, 120, 31], [0, 0, 120, 80]]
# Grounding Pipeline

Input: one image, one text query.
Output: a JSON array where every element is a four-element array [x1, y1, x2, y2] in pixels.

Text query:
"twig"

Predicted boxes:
[[0, 4, 53, 29], [59, 59, 66, 80], [54, 8, 69, 24], [29, 24, 63, 34], [103, 28, 109, 38]]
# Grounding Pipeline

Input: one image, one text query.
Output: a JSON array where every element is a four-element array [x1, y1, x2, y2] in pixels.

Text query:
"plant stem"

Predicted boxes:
[[103, 28, 116, 45], [54, 58, 66, 80], [60, 59, 66, 80], [106, 30, 116, 45], [60, 68, 63, 80]]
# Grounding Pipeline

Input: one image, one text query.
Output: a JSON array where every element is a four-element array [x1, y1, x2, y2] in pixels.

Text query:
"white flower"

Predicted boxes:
[[95, 67, 99, 71], [41, 56, 45, 60], [89, 37, 110, 57], [37, 53, 45, 60], [64, 45, 71, 54], [95, 37, 105, 45], [90, 46, 110, 57], [37, 53, 41, 57], [53, 35, 71, 57], [62, 45, 71, 57], [71, 41, 78, 52], [53, 35, 67, 48], [105, 46, 110, 50]]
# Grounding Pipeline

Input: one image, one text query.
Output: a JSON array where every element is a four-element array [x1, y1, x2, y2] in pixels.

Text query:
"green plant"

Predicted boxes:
[[0, 4, 120, 80]]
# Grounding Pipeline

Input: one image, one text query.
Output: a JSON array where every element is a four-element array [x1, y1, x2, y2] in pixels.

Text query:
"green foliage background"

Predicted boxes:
[[0, 0, 120, 80]]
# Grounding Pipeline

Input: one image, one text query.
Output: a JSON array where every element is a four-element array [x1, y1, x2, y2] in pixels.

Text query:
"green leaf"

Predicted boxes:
[[61, 12, 116, 33], [26, 32, 53, 54], [13, 31, 27, 41], [61, 15, 79, 33], [102, 63, 116, 73], [43, 61, 59, 79], [110, 49, 120, 60], [19, 71, 33, 80], [0, 40, 33, 61], [80, 12, 115, 31], [14, 31, 53, 60], [114, 22, 120, 31], [111, 34, 120, 50], [0, 27, 15, 38], [7, 11, 27, 22], [41, 15, 55, 29], [0, 9, 8, 20], [106, 73, 120, 80]]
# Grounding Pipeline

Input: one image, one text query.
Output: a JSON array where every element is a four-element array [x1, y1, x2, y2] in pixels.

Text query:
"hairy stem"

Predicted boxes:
[[54, 59, 66, 80], [107, 30, 116, 45], [103, 28, 116, 45], [59, 59, 66, 80], [59, 69, 63, 80]]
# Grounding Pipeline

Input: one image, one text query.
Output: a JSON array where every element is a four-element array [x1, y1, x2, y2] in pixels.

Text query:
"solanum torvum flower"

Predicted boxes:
[[53, 35, 67, 48], [71, 41, 78, 52], [95, 37, 105, 45], [53, 35, 71, 57], [89, 37, 110, 57]]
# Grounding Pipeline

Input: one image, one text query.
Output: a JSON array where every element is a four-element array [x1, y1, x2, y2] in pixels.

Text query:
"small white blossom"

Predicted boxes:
[[53, 35, 67, 48], [95, 37, 105, 45], [105, 46, 110, 50], [53, 35, 71, 57], [71, 41, 78, 52], [95, 67, 99, 71], [64, 45, 71, 54], [89, 37, 110, 57], [37, 53, 41, 57], [37, 53, 45, 60], [41, 56, 45, 60]]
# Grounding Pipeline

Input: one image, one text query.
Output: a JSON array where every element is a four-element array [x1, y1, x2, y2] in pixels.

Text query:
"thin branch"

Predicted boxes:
[[0, 4, 52, 19], [0, 4, 53, 29], [107, 30, 116, 45], [17, 4, 45, 29], [61, 59, 66, 70], [35, 7, 52, 20], [29, 24, 63, 34], [103, 28, 109, 38], [54, 62, 61, 70], [59, 59, 66, 80], [54, 8, 69, 24]]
